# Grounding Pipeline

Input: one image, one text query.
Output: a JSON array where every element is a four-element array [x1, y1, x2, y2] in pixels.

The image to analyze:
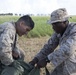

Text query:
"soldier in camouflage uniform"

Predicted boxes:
[[30, 8, 76, 75], [0, 15, 34, 75]]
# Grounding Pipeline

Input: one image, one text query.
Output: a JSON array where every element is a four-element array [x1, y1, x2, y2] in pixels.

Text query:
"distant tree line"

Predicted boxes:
[[0, 13, 13, 16], [0, 13, 50, 16]]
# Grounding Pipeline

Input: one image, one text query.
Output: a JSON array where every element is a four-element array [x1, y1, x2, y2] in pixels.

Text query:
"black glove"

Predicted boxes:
[[29, 57, 38, 66], [37, 57, 50, 68]]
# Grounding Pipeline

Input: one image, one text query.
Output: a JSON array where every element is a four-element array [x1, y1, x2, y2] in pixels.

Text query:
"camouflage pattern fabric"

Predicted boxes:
[[35, 23, 76, 75], [48, 8, 70, 24], [0, 21, 24, 65]]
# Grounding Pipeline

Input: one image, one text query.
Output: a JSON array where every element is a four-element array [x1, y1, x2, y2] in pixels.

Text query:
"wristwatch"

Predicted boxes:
[[45, 57, 50, 63]]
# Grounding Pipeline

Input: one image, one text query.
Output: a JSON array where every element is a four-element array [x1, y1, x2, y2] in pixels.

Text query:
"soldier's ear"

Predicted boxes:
[[19, 21, 25, 27]]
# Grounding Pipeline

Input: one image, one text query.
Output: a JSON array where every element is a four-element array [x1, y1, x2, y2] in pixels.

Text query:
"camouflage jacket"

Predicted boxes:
[[36, 22, 76, 74], [0, 21, 21, 65]]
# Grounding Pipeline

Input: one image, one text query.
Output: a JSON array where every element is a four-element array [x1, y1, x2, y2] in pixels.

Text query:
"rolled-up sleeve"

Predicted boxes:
[[0, 28, 15, 65]]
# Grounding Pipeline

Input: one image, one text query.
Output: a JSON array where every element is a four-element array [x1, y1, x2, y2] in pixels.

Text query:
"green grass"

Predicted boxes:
[[0, 16, 18, 23], [0, 16, 76, 38], [27, 16, 53, 38], [69, 16, 76, 22]]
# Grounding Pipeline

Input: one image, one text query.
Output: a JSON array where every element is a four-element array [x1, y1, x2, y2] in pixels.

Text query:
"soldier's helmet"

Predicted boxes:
[[48, 8, 70, 24]]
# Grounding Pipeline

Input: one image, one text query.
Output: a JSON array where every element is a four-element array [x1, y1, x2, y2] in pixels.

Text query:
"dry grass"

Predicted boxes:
[[18, 36, 50, 62], [18, 36, 50, 75]]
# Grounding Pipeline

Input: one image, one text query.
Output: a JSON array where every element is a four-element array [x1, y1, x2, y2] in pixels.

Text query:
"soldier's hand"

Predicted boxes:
[[37, 57, 50, 68], [12, 51, 19, 59], [29, 57, 38, 66]]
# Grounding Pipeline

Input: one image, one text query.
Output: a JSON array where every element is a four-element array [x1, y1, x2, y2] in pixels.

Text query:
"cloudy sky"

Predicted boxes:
[[0, 0, 76, 15]]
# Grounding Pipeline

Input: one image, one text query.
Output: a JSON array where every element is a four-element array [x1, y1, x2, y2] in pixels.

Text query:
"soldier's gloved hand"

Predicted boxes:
[[12, 50, 20, 60], [37, 57, 50, 68], [29, 57, 38, 66]]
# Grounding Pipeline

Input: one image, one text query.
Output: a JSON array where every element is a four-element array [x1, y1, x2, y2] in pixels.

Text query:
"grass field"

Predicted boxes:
[[0, 16, 53, 38], [0, 16, 76, 38], [0, 16, 76, 75], [0, 16, 54, 75]]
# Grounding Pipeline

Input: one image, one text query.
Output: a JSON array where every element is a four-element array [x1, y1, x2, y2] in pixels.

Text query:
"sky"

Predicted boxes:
[[0, 0, 76, 15]]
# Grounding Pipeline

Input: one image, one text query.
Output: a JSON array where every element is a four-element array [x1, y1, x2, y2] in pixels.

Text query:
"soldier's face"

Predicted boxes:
[[18, 21, 31, 36], [52, 22, 66, 34]]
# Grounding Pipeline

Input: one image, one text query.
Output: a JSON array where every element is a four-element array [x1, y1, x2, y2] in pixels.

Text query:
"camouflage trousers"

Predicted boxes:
[[50, 64, 69, 75], [50, 62, 76, 75]]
